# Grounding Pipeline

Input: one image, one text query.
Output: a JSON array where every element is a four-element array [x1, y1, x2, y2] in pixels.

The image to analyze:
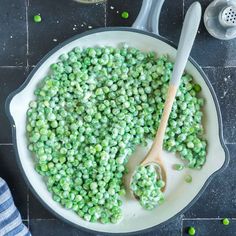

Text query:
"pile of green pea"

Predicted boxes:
[[26, 44, 206, 224], [131, 165, 165, 210]]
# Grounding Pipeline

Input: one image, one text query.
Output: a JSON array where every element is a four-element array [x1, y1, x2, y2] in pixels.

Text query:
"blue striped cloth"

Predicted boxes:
[[0, 178, 31, 236]]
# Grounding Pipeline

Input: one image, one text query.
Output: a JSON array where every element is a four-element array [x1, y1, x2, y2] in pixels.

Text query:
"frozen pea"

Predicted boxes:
[[27, 45, 206, 223]]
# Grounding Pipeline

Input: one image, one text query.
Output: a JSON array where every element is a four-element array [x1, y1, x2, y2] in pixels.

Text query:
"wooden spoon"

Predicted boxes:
[[131, 2, 202, 192]]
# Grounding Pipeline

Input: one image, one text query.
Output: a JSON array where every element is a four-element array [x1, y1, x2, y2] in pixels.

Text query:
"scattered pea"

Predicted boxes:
[[173, 163, 184, 171], [121, 11, 129, 19], [193, 84, 201, 93], [222, 218, 230, 226], [33, 14, 42, 23], [188, 226, 196, 235], [185, 175, 193, 183]]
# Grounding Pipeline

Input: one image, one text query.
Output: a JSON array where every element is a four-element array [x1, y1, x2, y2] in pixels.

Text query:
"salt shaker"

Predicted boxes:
[[204, 0, 236, 40]]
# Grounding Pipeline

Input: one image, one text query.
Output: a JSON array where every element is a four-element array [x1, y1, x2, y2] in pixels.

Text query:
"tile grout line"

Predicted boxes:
[[27, 189, 30, 229], [25, 0, 29, 70], [202, 65, 236, 69], [0, 65, 34, 68], [0, 66, 26, 68], [104, 1, 107, 27], [183, 217, 236, 220]]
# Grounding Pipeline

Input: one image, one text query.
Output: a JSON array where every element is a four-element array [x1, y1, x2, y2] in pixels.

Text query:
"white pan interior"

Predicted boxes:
[[9, 30, 226, 233]]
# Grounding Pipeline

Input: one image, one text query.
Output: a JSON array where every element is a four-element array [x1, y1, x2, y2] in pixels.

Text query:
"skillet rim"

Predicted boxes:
[[5, 27, 230, 235]]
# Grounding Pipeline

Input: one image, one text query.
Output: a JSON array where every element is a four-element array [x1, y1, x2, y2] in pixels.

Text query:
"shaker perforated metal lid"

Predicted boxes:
[[204, 0, 236, 40]]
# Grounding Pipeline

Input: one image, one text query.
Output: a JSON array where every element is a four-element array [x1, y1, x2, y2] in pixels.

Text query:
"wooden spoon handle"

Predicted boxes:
[[148, 85, 177, 158]]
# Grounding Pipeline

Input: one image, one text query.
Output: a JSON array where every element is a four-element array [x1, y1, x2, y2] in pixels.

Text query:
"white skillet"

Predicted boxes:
[[5, 0, 229, 234]]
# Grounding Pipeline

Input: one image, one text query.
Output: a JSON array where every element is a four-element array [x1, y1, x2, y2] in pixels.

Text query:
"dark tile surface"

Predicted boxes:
[[203, 68, 236, 144], [106, 0, 183, 46], [29, 217, 182, 236], [183, 219, 236, 236], [0, 66, 28, 143], [0, 0, 27, 66], [143, 217, 182, 236], [0, 144, 28, 220], [28, 0, 105, 65], [29, 219, 93, 236], [29, 192, 55, 219], [184, 0, 236, 67], [184, 144, 236, 218], [0, 0, 236, 235], [106, 0, 142, 27], [159, 0, 183, 45]]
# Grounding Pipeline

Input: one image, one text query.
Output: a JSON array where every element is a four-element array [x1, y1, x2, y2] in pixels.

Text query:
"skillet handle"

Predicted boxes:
[[149, 0, 165, 35], [132, 0, 165, 35], [132, 0, 153, 31]]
